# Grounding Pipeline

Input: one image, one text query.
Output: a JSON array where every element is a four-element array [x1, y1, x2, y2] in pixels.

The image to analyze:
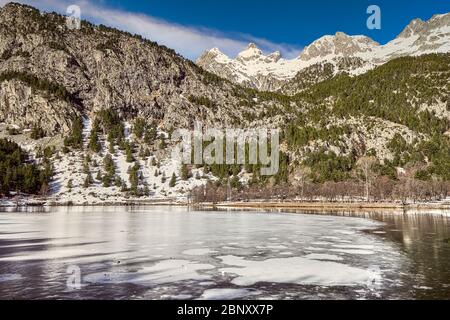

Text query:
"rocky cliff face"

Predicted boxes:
[[0, 78, 78, 133], [0, 3, 265, 135], [197, 13, 450, 93]]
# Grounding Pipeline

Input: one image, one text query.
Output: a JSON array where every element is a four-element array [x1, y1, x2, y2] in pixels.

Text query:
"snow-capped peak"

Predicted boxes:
[[397, 18, 426, 38], [397, 13, 450, 38], [197, 46, 231, 65], [237, 43, 263, 61], [197, 13, 450, 92], [267, 51, 282, 62], [375, 12, 450, 61], [299, 32, 380, 61], [208, 47, 223, 54]]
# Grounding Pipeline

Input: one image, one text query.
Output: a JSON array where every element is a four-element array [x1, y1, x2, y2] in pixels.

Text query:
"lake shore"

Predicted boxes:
[[207, 201, 450, 212], [1, 198, 450, 213]]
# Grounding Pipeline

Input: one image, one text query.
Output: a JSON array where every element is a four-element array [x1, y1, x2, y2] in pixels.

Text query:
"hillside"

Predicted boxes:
[[286, 54, 450, 180], [0, 2, 448, 205], [0, 2, 279, 135]]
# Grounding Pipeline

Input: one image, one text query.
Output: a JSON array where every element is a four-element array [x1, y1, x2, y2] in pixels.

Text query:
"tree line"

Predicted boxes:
[[190, 178, 450, 204], [0, 139, 53, 196]]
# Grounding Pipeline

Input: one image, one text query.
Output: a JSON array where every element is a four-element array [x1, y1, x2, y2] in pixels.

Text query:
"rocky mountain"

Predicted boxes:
[[197, 13, 450, 92], [0, 3, 448, 205], [0, 2, 289, 203], [0, 2, 274, 136]]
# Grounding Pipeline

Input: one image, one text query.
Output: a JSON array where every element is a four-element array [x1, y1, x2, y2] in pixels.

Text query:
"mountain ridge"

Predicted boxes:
[[197, 13, 450, 92], [0, 2, 271, 136]]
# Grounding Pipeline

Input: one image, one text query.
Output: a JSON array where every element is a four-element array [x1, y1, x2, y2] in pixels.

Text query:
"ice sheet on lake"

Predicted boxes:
[[84, 259, 214, 285], [219, 255, 380, 286], [304, 254, 344, 261], [0, 273, 22, 282], [0, 207, 404, 298], [199, 288, 261, 300], [330, 249, 375, 255], [182, 248, 216, 256]]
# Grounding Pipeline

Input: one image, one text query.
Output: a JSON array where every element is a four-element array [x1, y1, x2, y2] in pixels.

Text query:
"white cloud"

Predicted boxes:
[[1, 0, 303, 60]]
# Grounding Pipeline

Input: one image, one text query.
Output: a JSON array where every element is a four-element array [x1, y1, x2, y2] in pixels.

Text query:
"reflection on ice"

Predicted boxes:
[[0, 273, 22, 282], [84, 259, 214, 285], [182, 249, 216, 256]]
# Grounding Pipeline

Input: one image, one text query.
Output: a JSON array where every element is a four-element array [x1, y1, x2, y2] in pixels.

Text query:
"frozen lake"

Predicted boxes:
[[0, 207, 449, 299]]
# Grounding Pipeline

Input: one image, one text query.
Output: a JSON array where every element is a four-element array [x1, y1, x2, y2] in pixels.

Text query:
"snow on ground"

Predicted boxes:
[[47, 117, 213, 205]]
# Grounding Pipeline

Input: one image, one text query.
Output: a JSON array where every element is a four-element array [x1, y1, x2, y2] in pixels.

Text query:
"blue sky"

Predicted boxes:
[[4, 0, 450, 60], [104, 0, 450, 44]]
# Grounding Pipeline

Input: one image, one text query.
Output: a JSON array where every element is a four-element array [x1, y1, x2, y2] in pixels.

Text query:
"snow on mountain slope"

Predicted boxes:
[[373, 14, 450, 62], [196, 44, 305, 91], [49, 119, 213, 205], [197, 13, 450, 92]]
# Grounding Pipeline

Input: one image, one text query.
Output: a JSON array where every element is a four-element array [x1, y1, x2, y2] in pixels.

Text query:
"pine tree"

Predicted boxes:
[[88, 129, 101, 153], [159, 136, 167, 149], [129, 163, 140, 194], [181, 164, 190, 180], [67, 179, 73, 191], [144, 127, 157, 144], [83, 160, 90, 174], [133, 117, 146, 139], [109, 142, 115, 154], [169, 173, 176, 188], [125, 143, 134, 163], [143, 183, 150, 196], [121, 181, 128, 192], [102, 174, 111, 188], [30, 125, 45, 140], [83, 174, 92, 188], [139, 146, 146, 159]]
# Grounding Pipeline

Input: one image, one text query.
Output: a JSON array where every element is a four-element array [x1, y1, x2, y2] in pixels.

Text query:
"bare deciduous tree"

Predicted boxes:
[[357, 156, 378, 202]]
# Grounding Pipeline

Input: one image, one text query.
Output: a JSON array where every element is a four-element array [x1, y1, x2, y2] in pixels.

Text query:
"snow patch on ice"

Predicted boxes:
[[198, 288, 261, 300], [219, 255, 380, 286]]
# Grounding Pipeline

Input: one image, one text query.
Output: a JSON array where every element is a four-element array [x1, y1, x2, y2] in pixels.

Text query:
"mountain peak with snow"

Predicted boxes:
[[267, 50, 282, 62], [298, 32, 380, 61], [397, 13, 450, 39], [237, 43, 264, 61], [197, 13, 450, 91], [246, 42, 259, 50], [398, 18, 426, 38]]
